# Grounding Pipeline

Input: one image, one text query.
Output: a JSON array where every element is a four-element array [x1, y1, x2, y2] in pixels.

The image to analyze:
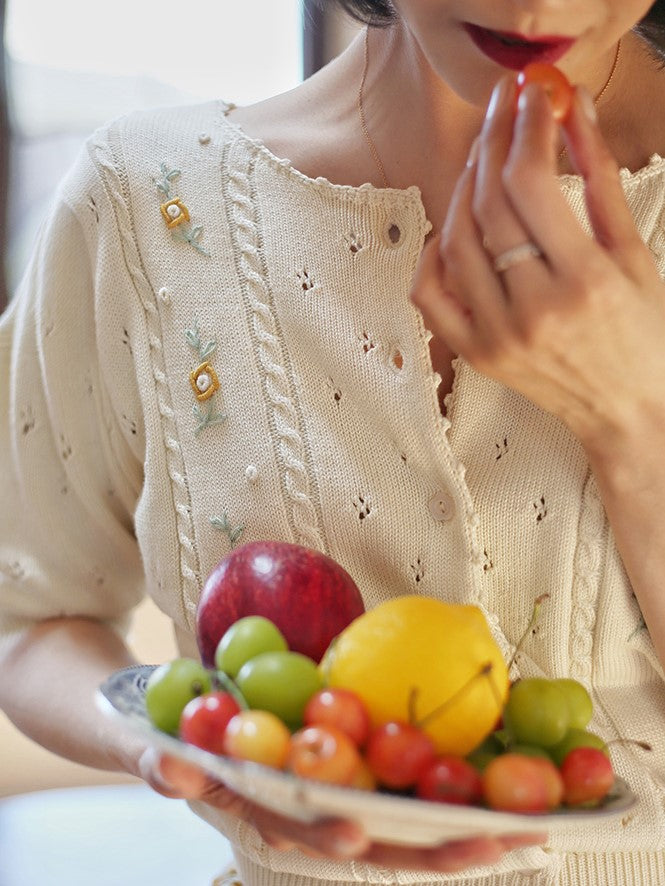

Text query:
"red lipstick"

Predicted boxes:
[[464, 24, 576, 70]]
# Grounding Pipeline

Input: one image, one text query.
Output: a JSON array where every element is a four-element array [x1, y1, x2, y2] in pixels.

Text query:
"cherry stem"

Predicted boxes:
[[214, 670, 249, 710], [508, 593, 550, 672], [414, 662, 496, 731], [607, 738, 652, 752]]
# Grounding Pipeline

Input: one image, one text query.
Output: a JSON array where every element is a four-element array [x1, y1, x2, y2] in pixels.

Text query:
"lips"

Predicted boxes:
[[464, 24, 576, 70]]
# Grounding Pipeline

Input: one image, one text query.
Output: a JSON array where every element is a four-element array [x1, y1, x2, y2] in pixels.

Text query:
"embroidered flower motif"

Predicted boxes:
[[190, 361, 220, 402], [153, 163, 209, 256], [185, 321, 227, 434], [161, 197, 190, 229]]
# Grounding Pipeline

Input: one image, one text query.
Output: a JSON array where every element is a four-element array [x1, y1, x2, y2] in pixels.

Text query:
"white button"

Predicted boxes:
[[428, 490, 455, 522]]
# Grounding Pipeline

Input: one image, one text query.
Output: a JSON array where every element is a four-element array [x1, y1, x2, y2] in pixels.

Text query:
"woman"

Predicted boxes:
[[2, 0, 665, 883]]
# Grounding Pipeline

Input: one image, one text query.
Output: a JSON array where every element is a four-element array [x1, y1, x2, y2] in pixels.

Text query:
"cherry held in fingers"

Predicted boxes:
[[516, 63, 573, 121]]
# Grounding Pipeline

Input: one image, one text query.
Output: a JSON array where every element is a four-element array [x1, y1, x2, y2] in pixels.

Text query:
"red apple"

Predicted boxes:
[[196, 541, 365, 668]]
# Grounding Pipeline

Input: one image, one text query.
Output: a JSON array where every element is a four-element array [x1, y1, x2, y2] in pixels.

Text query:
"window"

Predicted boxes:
[[5, 0, 303, 292]]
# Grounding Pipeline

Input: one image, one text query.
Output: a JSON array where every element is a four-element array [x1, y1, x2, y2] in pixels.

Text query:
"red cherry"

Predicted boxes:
[[416, 755, 484, 806], [516, 63, 573, 122], [366, 721, 436, 790], [560, 746, 614, 806], [179, 691, 241, 754], [303, 688, 371, 748]]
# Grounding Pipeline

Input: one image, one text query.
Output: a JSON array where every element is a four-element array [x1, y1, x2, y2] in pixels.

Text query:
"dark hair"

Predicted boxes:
[[327, 0, 665, 59]]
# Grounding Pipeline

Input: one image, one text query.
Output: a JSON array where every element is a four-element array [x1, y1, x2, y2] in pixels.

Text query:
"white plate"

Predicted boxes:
[[97, 665, 638, 847]]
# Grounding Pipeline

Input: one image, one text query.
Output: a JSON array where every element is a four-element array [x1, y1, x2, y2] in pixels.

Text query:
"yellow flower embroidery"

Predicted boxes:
[[161, 198, 190, 229], [190, 361, 220, 402]]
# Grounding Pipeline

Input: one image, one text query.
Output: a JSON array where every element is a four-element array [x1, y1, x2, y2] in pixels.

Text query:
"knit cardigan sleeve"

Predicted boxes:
[[0, 135, 146, 657]]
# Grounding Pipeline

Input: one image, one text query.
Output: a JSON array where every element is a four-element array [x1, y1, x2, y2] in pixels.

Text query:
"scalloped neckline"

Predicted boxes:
[[219, 100, 665, 199]]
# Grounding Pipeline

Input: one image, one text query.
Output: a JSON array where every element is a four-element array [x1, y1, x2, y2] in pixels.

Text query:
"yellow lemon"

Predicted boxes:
[[322, 595, 508, 756]]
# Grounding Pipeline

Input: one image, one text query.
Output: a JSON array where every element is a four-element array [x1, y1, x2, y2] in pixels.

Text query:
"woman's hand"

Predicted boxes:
[[139, 749, 545, 873], [411, 71, 665, 461]]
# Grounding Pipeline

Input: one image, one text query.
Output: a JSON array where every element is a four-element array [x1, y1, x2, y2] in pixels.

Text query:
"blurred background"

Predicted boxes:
[[0, 0, 357, 799]]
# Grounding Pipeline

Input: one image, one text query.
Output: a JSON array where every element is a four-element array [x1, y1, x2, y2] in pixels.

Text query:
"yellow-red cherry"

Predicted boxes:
[[516, 63, 573, 122]]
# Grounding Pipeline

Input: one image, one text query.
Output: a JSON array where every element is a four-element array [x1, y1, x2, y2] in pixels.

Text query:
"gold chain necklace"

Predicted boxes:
[[357, 27, 622, 186], [558, 38, 621, 161], [357, 26, 390, 189]]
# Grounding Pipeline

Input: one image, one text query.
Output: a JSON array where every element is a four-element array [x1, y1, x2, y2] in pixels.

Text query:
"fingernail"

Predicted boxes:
[[517, 82, 534, 115], [466, 137, 480, 168], [332, 835, 366, 857], [577, 85, 597, 123], [485, 80, 504, 121]]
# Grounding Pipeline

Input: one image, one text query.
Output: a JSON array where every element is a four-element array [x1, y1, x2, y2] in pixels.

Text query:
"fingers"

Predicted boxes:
[[474, 77, 532, 259], [260, 815, 369, 859], [361, 834, 529, 874], [563, 86, 652, 278], [501, 81, 591, 273], [410, 234, 472, 354], [140, 751, 370, 859]]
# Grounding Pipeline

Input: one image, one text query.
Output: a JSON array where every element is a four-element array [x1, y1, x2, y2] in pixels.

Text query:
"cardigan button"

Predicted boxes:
[[428, 490, 455, 522]]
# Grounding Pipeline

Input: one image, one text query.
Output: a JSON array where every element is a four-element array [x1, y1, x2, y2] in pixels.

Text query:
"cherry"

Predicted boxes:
[[366, 721, 436, 790], [303, 688, 371, 748], [288, 725, 362, 786], [416, 756, 483, 806], [482, 753, 551, 813], [560, 746, 614, 806], [516, 63, 574, 122], [179, 691, 241, 754]]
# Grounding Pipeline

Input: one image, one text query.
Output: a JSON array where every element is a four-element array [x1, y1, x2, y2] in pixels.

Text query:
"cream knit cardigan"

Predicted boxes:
[[2, 101, 665, 886]]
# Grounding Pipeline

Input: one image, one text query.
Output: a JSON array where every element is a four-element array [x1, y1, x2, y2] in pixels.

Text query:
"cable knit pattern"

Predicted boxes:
[[3, 101, 665, 885], [568, 471, 607, 685], [222, 141, 328, 554], [91, 132, 203, 628]]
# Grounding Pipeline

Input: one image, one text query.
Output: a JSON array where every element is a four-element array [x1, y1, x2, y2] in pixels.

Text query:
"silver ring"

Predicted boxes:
[[492, 242, 542, 273]]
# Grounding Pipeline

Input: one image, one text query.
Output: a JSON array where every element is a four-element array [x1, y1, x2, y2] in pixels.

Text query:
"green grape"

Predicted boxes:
[[554, 678, 593, 729], [235, 650, 323, 730], [508, 743, 553, 760], [503, 678, 569, 748], [215, 616, 288, 678], [549, 727, 609, 767], [145, 658, 212, 735]]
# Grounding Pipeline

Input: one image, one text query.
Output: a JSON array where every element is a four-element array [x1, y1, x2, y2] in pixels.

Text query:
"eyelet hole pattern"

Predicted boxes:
[[387, 223, 402, 245]]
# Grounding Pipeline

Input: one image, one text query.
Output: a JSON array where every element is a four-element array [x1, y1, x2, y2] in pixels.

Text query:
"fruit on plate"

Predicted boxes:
[[303, 688, 371, 748], [560, 746, 615, 806], [145, 657, 212, 735], [416, 755, 484, 806], [322, 595, 509, 756], [366, 720, 437, 790], [503, 678, 571, 748], [235, 649, 323, 731], [288, 725, 363, 786], [223, 709, 292, 768], [483, 752, 563, 813], [215, 615, 288, 678], [196, 541, 365, 667], [179, 691, 242, 754]]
